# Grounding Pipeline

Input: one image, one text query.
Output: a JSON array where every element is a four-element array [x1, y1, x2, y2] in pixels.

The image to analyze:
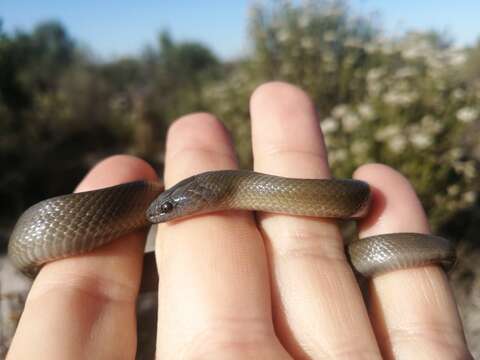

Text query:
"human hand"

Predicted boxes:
[[8, 82, 471, 359]]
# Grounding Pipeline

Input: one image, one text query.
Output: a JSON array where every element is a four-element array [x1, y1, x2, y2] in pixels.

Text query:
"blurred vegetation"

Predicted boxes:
[[205, 1, 479, 229], [1, 0, 479, 240]]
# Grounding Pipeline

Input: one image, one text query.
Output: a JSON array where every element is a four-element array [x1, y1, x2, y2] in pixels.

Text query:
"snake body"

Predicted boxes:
[[8, 170, 455, 277]]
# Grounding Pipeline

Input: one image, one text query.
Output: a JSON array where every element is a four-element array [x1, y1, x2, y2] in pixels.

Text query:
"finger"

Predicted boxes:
[[155, 114, 289, 358], [251, 82, 381, 358], [355, 163, 471, 360], [8, 155, 156, 360]]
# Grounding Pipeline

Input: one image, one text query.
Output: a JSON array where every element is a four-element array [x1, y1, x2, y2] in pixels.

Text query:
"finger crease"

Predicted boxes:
[[263, 227, 347, 265], [386, 321, 468, 356], [27, 272, 138, 306], [166, 147, 237, 166], [175, 316, 276, 358], [259, 146, 328, 164]]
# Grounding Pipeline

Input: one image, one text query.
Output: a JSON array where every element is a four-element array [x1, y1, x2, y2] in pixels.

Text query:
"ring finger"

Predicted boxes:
[[250, 82, 381, 358]]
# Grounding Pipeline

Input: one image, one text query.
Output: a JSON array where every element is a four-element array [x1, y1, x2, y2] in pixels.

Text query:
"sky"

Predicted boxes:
[[1, 0, 480, 60]]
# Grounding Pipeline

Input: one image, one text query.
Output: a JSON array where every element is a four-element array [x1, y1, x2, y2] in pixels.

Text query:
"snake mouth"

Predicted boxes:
[[146, 202, 164, 223], [350, 195, 371, 218]]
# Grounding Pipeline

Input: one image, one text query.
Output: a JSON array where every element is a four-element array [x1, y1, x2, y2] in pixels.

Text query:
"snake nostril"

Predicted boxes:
[[145, 204, 157, 221]]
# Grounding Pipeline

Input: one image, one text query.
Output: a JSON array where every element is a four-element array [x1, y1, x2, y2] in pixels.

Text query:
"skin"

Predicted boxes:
[[7, 82, 471, 359]]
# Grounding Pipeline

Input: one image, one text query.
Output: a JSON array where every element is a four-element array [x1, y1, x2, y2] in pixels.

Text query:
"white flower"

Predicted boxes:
[[329, 149, 347, 163], [342, 113, 361, 132], [383, 91, 418, 106], [421, 115, 443, 134], [448, 148, 463, 160], [321, 51, 335, 64], [375, 125, 400, 141], [463, 162, 477, 179], [367, 82, 382, 97], [426, 55, 444, 71], [300, 37, 315, 50], [277, 29, 291, 43], [323, 31, 336, 42], [388, 134, 407, 153], [456, 107, 478, 123], [401, 38, 433, 60], [452, 88, 465, 100], [463, 191, 476, 203], [447, 185, 460, 196], [410, 133, 432, 149], [298, 13, 311, 28], [351, 140, 369, 154], [321, 117, 338, 133], [345, 37, 362, 48], [357, 103, 375, 121], [331, 104, 349, 118], [402, 46, 423, 60], [367, 68, 385, 82], [447, 50, 467, 66], [364, 43, 378, 54], [343, 54, 356, 66], [394, 66, 417, 78]]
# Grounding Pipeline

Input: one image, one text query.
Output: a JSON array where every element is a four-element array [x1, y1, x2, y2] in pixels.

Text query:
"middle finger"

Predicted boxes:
[[251, 82, 381, 359], [155, 113, 287, 358]]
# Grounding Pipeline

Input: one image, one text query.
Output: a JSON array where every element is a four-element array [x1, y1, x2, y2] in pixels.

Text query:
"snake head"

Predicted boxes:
[[146, 174, 216, 223]]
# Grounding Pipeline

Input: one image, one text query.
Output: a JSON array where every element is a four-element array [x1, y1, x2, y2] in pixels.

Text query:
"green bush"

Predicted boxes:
[[203, 0, 479, 229], [0, 1, 478, 233]]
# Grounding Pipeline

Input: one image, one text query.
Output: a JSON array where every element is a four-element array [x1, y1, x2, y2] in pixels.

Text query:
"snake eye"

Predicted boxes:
[[160, 201, 173, 214]]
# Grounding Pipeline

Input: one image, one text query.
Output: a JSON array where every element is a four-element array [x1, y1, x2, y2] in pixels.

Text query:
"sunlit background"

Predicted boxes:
[[3, 0, 480, 59], [1, 0, 479, 358]]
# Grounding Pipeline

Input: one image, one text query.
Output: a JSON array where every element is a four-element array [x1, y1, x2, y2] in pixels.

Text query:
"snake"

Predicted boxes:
[[8, 170, 455, 278]]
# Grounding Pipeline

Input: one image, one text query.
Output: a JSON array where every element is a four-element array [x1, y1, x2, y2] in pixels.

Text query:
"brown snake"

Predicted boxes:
[[8, 170, 455, 278]]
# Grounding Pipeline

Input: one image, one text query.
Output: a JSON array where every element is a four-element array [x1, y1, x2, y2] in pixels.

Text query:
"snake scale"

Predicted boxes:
[[8, 170, 455, 278]]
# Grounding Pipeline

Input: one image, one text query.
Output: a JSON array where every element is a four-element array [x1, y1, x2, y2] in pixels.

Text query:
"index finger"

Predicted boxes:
[[7, 155, 156, 360]]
